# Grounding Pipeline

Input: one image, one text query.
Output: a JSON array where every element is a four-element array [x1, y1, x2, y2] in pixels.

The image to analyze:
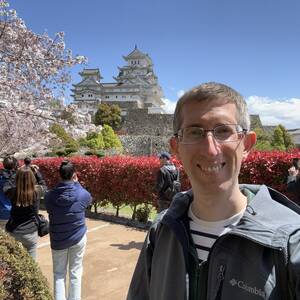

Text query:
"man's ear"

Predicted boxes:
[[169, 136, 181, 160], [242, 131, 256, 159], [72, 172, 78, 182]]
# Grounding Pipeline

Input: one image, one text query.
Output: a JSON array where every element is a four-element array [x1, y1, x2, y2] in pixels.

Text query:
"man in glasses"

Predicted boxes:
[[127, 82, 300, 300]]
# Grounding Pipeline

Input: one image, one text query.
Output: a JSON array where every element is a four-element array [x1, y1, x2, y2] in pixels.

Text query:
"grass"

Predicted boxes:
[[93, 203, 158, 221]]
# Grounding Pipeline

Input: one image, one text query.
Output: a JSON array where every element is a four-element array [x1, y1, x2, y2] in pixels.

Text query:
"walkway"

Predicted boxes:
[[37, 216, 146, 300]]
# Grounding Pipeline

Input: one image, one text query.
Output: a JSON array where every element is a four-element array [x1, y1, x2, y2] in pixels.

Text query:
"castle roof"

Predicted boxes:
[[123, 45, 152, 64], [79, 68, 103, 78]]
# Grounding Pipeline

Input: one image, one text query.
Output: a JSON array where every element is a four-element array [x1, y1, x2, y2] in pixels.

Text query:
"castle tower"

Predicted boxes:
[[71, 69, 103, 114], [71, 46, 166, 115]]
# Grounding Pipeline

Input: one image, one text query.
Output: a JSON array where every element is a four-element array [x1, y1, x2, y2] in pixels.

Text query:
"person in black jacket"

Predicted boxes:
[[0, 156, 18, 229], [156, 151, 180, 212], [5, 167, 45, 260], [127, 82, 300, 300], [287, 158, 300, 203]]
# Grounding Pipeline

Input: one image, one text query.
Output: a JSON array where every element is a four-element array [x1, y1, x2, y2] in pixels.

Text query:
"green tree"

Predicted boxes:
[[270, 124, 295, 151], [94, 103, 122, 129], [253, 127, 272, 151], [271, 126, 286, 151], [49, 123, 79, 154], [278, 124, 294, 150], [85, 131, 104, 150], [102, 124, 123, 150]]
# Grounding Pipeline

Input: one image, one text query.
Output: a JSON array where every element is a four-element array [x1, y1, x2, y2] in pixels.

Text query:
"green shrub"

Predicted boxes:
[[84, 150, 105, 158], [83, 131, 104, 150], [96, 150, 105, 158], [45, 151, 57, 157], [84, 150, 94, 156], [55, 148, 67, 157], [102, 125, 122, 150], [135, 204, 151, 223], [0, 230, 53, 299], [49, 123, 79, 156]]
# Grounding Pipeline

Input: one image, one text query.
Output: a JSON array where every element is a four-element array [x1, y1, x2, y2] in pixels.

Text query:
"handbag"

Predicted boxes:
[[35, 214, 49, 237]]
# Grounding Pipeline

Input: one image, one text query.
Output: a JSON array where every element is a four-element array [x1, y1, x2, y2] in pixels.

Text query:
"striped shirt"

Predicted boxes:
[[188, 205, 245, 263]]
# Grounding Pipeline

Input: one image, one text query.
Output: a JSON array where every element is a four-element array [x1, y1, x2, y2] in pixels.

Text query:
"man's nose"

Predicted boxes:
[[202, 132, 220, 156]]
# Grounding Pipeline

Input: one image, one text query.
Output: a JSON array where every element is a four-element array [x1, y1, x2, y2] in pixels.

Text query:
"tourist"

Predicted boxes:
[[45, 160, 92, 300], [287, 157, 300, 203], [127, 82, 300, 299], [23, 157, 47, 187], [156, 151, 180, 212], [0, 156, 18, 229], [5, 167, 45, 260]]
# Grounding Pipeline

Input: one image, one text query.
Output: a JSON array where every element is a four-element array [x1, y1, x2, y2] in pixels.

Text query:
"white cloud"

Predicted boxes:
[[161, 98, 177, 114], [177, 90, 185, 98], [162, 94, 300, 130], [246, 96, 300, 129]]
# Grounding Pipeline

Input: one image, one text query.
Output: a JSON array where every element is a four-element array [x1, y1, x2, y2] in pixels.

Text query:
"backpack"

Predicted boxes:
[[163, 169, 181, 200]]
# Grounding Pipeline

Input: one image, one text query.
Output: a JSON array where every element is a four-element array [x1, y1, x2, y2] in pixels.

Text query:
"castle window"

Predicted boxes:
[[81, 94, 84, 97], [105, 96, 109, 99], [115, 96, 118, 98]]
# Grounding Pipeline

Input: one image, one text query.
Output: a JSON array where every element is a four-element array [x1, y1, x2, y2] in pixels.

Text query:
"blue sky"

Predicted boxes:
[[8, 0, 300, 128]]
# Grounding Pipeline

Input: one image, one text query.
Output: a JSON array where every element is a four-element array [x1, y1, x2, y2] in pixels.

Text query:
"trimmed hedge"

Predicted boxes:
[[0, 230, 52, 299], [31, 149, 300, 209], [240, 149, 300, 203]]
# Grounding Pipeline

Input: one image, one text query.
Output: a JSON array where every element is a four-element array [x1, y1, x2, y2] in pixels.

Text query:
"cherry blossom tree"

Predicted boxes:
[[0, 0, 86, 155]]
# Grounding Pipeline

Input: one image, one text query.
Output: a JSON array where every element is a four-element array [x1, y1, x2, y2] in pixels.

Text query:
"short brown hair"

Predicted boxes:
[[173, 82, 251, 134]]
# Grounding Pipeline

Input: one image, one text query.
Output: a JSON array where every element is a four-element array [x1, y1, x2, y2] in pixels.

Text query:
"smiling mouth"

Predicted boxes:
[[197, 162, 226, 173]]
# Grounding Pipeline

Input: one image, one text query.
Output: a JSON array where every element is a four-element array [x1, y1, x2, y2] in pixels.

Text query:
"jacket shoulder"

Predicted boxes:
[[248, 185, 300, 234]]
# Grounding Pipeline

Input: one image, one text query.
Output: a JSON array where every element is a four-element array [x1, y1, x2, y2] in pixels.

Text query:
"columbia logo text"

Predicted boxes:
[[229, 278, 266, 299]]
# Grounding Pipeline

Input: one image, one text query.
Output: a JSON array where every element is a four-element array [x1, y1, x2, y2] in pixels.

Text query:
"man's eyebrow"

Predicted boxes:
[[182, 123, 203, 128]]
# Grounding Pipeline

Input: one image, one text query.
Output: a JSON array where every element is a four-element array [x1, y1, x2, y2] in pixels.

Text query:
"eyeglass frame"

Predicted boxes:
[[174, 124, 248, 144]]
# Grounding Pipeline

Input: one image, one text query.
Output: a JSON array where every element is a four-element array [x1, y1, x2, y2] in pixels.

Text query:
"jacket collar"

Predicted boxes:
[[164, 184, 300, 248]]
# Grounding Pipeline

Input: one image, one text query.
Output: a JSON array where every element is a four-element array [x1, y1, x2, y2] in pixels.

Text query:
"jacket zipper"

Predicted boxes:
[[180, 219, 202, 300], [212, 264, 225, 300]]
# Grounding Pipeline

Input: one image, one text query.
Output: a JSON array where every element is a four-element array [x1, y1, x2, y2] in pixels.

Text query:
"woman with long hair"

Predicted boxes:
[[5, 167, 45, 260]]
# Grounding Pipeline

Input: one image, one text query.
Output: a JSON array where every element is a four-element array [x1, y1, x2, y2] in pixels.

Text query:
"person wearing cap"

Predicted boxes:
[[156, 151, 180, 212]]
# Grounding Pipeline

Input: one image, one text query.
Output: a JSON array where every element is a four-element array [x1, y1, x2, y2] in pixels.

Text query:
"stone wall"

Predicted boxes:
[[121, 109, 174, 136], [104, 100, 140, 110], [119, 109, 265, 156], [119, 135, 171, 156]]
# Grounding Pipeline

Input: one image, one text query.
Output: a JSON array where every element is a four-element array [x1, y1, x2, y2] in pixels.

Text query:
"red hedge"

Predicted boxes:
[[240, 149, 300, 203], [4, 149, 300, 208]]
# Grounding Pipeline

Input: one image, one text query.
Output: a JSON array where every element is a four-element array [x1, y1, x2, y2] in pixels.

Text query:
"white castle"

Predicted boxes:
[[71, 46, 166, 116]]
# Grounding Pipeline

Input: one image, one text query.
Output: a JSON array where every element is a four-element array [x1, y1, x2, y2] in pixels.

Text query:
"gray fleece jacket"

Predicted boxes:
[[127, 184, 300, 300]]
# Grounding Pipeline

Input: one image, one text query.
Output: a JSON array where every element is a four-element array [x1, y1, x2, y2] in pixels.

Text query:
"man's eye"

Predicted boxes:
[[188, 128, 203, 136], [216, 126, 233, 134]]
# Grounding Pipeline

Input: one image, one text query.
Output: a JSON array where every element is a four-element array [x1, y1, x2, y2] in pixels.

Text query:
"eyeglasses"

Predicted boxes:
[[175, 124, 248, 144]]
